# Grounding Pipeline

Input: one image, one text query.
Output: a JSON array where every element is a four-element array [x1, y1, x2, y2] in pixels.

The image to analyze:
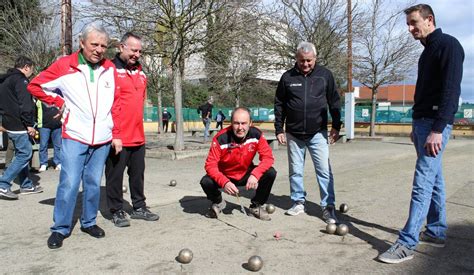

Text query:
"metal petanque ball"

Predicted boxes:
[[336, 224, 349, 236], [265, 204, 276, 214], [122, 185, 128, 193], [177, 248, 193, 264], [339, 203, 349, 213], [247, 255, 263, 272], [169, 179, 177, 187], [326, 223, 337, 234]]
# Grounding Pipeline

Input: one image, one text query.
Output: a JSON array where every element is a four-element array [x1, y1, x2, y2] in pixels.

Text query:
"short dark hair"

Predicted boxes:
[[231, 107, 252, 122], [404, 4, 436, 26], [14, 56, 34, 69], [120, 32, 141, 44]]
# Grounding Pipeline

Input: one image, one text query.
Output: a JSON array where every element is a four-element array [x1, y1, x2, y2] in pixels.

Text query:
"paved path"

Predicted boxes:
[[0, 137, 473, 274]]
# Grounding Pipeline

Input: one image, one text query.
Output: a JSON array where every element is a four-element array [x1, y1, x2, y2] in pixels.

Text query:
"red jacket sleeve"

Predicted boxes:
[[27, 61, 65, 109], [251, 134, 275, 180], [111, 67, 122, 139], [204, 138, 230, 188]]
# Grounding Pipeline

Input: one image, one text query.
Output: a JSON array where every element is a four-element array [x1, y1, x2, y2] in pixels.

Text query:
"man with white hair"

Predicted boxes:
[[274, 41, 342, 223], [28, 23, 122, 249]]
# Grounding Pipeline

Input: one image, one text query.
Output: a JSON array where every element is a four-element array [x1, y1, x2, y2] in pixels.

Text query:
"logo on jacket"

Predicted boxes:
[[104, 81, 111, 88], [248, 144, 255, 152], [289, 83, 302, 87]]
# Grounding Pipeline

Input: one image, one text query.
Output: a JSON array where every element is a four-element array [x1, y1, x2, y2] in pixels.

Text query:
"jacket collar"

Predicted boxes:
[[293, 63, 316, 77], [113, 53, 142, 71], [422, 28, 442, 47], [68, 50, 114, 70]]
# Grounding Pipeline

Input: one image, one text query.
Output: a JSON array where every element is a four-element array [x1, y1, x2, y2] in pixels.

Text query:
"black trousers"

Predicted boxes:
[[162, 120, 169, 133], [215, 121, 223, 129], [200, 167, 276, 205], [105, 145, 146, 213]]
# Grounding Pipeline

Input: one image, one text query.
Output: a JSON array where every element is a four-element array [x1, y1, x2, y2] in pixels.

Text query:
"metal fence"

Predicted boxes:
[[144, 104, 474, 125]]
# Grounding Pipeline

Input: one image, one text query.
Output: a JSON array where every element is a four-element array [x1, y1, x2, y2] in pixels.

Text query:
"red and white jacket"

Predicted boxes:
[[205, 126, 274, 187], [112, 55, 146, 146], [28, 51, 121, 145]]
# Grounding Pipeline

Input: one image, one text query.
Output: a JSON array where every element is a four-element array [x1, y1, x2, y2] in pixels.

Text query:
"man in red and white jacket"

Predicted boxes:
[[200, 107, 277, 221], [105, 32, 159, 228], [28, 23, 122, 249]]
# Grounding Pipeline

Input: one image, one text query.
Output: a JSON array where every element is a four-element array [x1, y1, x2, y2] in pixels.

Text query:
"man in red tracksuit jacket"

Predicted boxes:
[[200, 107, 277, 221], [105, 32, 159, 227]]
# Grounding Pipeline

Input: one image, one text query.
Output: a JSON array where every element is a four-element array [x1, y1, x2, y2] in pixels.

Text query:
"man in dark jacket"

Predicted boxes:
[[198, 98, 213, 142], [0, 56, 43, 200], [274, 41, 341, 223], [378, 4, 464, 264], [36, 94, 62, 172], [162, 108, 172, 133]]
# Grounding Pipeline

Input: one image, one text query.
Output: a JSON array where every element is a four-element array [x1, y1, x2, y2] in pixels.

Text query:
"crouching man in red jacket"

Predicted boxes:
[[200, 107, 277, 221]]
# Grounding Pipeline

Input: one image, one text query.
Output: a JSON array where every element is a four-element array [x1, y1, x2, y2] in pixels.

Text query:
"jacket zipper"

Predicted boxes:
[[304, 77, 307, 133]]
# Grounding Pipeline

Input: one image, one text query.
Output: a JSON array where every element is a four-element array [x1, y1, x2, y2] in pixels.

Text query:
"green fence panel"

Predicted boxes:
[[143, 104, 473, 124]]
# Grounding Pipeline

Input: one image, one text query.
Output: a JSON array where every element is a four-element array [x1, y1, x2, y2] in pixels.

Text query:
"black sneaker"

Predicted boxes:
[[0, 188, 18, 200], [112, 210, 130, 227], [419, 231, 446, 248], [322, 205, 338, 224], [130, 207, 159, 221], [20, 185, 44, 195]]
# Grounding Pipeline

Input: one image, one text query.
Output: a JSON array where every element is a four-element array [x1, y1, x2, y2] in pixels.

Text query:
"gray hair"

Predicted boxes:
[[296, 41, 317, 57], [79, 22, 109, 42]]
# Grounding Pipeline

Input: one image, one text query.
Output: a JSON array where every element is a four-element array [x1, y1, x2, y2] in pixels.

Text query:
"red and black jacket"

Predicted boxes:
[[205, 126, 274, 187]]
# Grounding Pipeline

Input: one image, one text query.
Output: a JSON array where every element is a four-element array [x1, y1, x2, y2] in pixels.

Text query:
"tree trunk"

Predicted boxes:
[[173, 62, 184, 151], [370, 88, 377, 136], [157, 80, 163, 135]]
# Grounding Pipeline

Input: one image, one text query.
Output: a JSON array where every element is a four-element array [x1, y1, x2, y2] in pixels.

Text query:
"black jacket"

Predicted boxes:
[[413, 28, 464, 132], [0, 68, 35, 131], [274, 64, 341, 137], [199, 102, 213, 119], [37, 101, 62, 129]]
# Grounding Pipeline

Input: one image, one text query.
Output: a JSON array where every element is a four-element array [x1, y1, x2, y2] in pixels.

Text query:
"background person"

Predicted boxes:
[[36, 94, 62, 172], [198, 98, 213, 142], [162, 108, 172, 133], [215, 109, 226, 130], [0, 56, 43, 200]]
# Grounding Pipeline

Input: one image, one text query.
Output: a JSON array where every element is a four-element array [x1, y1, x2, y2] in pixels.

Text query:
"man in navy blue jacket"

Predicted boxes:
[[379, 4, 464, 264]]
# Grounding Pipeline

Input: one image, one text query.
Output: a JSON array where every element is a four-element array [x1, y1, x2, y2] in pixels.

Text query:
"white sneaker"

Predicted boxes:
[[55, 164, 61, 171], [38, 165, 47, 172], [285, 203, 305, 216]]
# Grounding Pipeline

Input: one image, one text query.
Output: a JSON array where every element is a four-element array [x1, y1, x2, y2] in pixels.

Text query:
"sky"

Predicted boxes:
[[356, 0, 474, 102], [407, 0, 474, 103]]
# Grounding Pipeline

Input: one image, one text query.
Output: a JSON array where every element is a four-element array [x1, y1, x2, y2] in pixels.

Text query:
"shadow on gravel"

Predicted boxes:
[[261, 193, 398, 254], [39, 186, 132, 229], [413, 223, 474, 273], [178, 195, 249, 217]]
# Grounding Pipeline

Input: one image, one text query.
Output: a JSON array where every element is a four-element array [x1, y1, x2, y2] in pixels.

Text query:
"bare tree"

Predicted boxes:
[[260, 0, 351, 86], [353, 0, 418, 136], [204, 5, 263, 107], [79, 0, 252, 151], [0, 0, 62, 71]]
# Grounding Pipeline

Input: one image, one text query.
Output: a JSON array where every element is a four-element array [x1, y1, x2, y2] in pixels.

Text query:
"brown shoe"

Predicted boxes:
[[249, 205, 271, 221]]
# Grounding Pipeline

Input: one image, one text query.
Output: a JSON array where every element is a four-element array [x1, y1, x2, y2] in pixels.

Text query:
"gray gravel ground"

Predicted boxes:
[[0, 135, 473, 274]]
